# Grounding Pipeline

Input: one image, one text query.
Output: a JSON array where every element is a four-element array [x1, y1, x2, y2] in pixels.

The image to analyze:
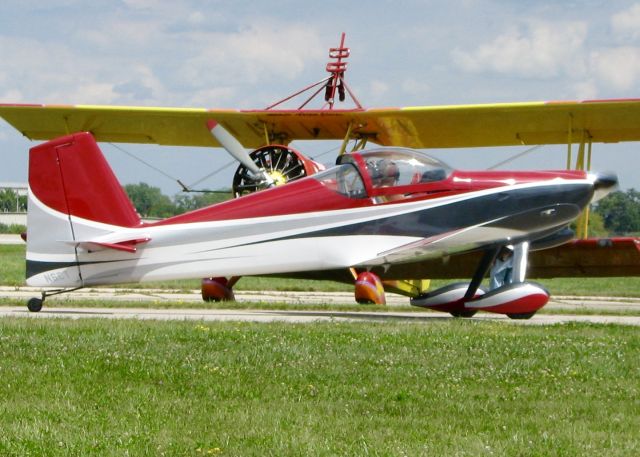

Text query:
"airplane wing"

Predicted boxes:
[[2, 98, 640, 149]]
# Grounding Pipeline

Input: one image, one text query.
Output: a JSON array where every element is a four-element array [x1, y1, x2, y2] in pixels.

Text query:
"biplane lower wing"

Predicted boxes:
[[2, 98, 640, 149]]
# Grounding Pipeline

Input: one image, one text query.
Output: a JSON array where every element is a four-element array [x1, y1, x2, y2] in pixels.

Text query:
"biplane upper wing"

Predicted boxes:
[[2, 98, 640, 149]]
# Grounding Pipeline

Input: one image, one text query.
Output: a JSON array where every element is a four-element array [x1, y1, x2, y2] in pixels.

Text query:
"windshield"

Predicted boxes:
[[346, 148, 452, 189], [311, 163, 367, 198]]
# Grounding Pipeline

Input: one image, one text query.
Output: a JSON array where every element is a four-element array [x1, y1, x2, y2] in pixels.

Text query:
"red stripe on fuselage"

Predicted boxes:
[[152, 178, 371, 226], [151, 169, 588, 226]]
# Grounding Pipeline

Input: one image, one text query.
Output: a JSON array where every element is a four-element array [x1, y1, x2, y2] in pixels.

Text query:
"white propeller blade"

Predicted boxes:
[[207, 120, 274, 186]]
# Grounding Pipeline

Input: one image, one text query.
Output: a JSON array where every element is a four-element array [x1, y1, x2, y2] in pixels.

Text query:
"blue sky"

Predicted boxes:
[[2, 0, 640, 193]]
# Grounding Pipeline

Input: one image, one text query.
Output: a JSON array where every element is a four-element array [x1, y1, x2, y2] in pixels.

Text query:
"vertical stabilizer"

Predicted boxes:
[[29, 132, 141, 227], [27, 132, 141, 286]]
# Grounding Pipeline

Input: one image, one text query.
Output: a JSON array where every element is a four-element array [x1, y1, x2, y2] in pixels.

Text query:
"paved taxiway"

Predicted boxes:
[[1, 286, 639, 325], [0, 306, 639, 325]]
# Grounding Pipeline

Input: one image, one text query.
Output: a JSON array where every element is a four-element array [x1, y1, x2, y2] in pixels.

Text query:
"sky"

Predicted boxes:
[[2, 0, 640, 194]]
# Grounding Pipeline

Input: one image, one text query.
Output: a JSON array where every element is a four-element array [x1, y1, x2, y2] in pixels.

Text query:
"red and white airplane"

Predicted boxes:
[[0, 35, 637, 317], [22, 128, 616, 317]]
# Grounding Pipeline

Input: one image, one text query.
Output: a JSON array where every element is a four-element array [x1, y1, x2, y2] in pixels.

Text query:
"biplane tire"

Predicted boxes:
[[506, 312, 537, 320], [450, 310, 477, 318], [27, 297, 43, 313], [201, 278, 235, 302], [354, 272, 386, 305]]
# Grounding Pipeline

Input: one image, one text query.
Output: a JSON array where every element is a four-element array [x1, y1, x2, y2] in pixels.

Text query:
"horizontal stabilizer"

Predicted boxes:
[[62, 236, 151, 253]]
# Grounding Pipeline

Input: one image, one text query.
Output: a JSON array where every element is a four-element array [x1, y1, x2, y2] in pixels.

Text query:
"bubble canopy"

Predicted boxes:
[[311, 148, 453, 198], [349, 148, 452, 188]]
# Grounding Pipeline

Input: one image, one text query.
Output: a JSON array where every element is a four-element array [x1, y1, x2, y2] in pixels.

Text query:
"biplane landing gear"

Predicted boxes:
[[354, 271, 386, 305], [201, 277, 240, 302]]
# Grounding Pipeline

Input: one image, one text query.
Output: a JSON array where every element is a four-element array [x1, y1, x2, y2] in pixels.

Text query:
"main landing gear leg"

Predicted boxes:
[[505, 242, 538, 320], [465, 241, 549, 319], [27, 287, 84, 313], [410, 247, 499, 317], [452, 247, 501, 318]]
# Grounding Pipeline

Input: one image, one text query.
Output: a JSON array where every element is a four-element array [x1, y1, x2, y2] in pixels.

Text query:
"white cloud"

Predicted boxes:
[[66, 83, 119, 104], [611, 3, 640, 40], [121, 0, 161, 9], [78, 17, 162, 50], [0, 35, 166, 104], [0, 89, 22, 101], [187, 11, 206, 25], [401, 78, 430, 98], [179, 24, 323, 87], [369, 80, 389, 98], [590, 47, 640, 91], [571, 79, 598, 100], [452, 20, 588, 79], [186, 87, 237, 107]]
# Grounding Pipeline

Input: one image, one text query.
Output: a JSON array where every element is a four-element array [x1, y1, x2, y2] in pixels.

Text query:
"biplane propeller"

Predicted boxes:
[[0, 34, 638, 318]]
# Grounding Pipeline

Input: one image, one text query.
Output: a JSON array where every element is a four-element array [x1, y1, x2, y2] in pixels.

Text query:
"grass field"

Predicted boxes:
[[4, 245, 640, 297], [0, 318, 638, 456]]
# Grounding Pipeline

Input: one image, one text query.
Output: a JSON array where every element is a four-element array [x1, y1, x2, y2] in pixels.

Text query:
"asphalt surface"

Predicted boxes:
[[1, 286, 639, 326]]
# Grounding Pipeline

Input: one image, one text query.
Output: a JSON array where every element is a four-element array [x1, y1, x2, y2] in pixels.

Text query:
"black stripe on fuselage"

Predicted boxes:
[[199, 182, 592, 250], [26, 259, 124, 279]]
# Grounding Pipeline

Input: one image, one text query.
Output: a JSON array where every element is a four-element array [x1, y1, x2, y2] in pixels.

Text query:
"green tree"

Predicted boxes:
[[593, 189, 640, 235], [0, 189, 26, 213], [124, 183, 176, 218], [174, 191, 232, 213], [570, 211, 609, 237]]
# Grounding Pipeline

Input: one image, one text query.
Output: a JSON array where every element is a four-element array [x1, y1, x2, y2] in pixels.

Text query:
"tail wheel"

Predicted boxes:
[[232, 145, 320, 197]]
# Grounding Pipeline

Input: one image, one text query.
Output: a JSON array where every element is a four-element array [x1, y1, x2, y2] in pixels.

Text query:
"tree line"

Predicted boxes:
[[123, 183, 232, 219]]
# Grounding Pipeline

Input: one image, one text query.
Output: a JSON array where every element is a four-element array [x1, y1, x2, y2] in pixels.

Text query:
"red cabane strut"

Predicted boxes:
[[265, 32, 363, 111]]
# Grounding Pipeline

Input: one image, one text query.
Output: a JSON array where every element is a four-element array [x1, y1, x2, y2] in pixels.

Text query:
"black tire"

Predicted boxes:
[[507, 312, 536, 320], [27, 297, 43, 313], [450, 310, 477, 318]]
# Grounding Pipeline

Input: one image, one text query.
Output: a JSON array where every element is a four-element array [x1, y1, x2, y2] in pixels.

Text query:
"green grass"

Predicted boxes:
[[0, 318, 638, 456], [0, 245, 26, 286]]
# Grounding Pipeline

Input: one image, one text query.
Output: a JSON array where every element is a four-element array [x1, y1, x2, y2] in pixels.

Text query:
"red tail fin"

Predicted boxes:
[[29, 132, 141, 227]]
